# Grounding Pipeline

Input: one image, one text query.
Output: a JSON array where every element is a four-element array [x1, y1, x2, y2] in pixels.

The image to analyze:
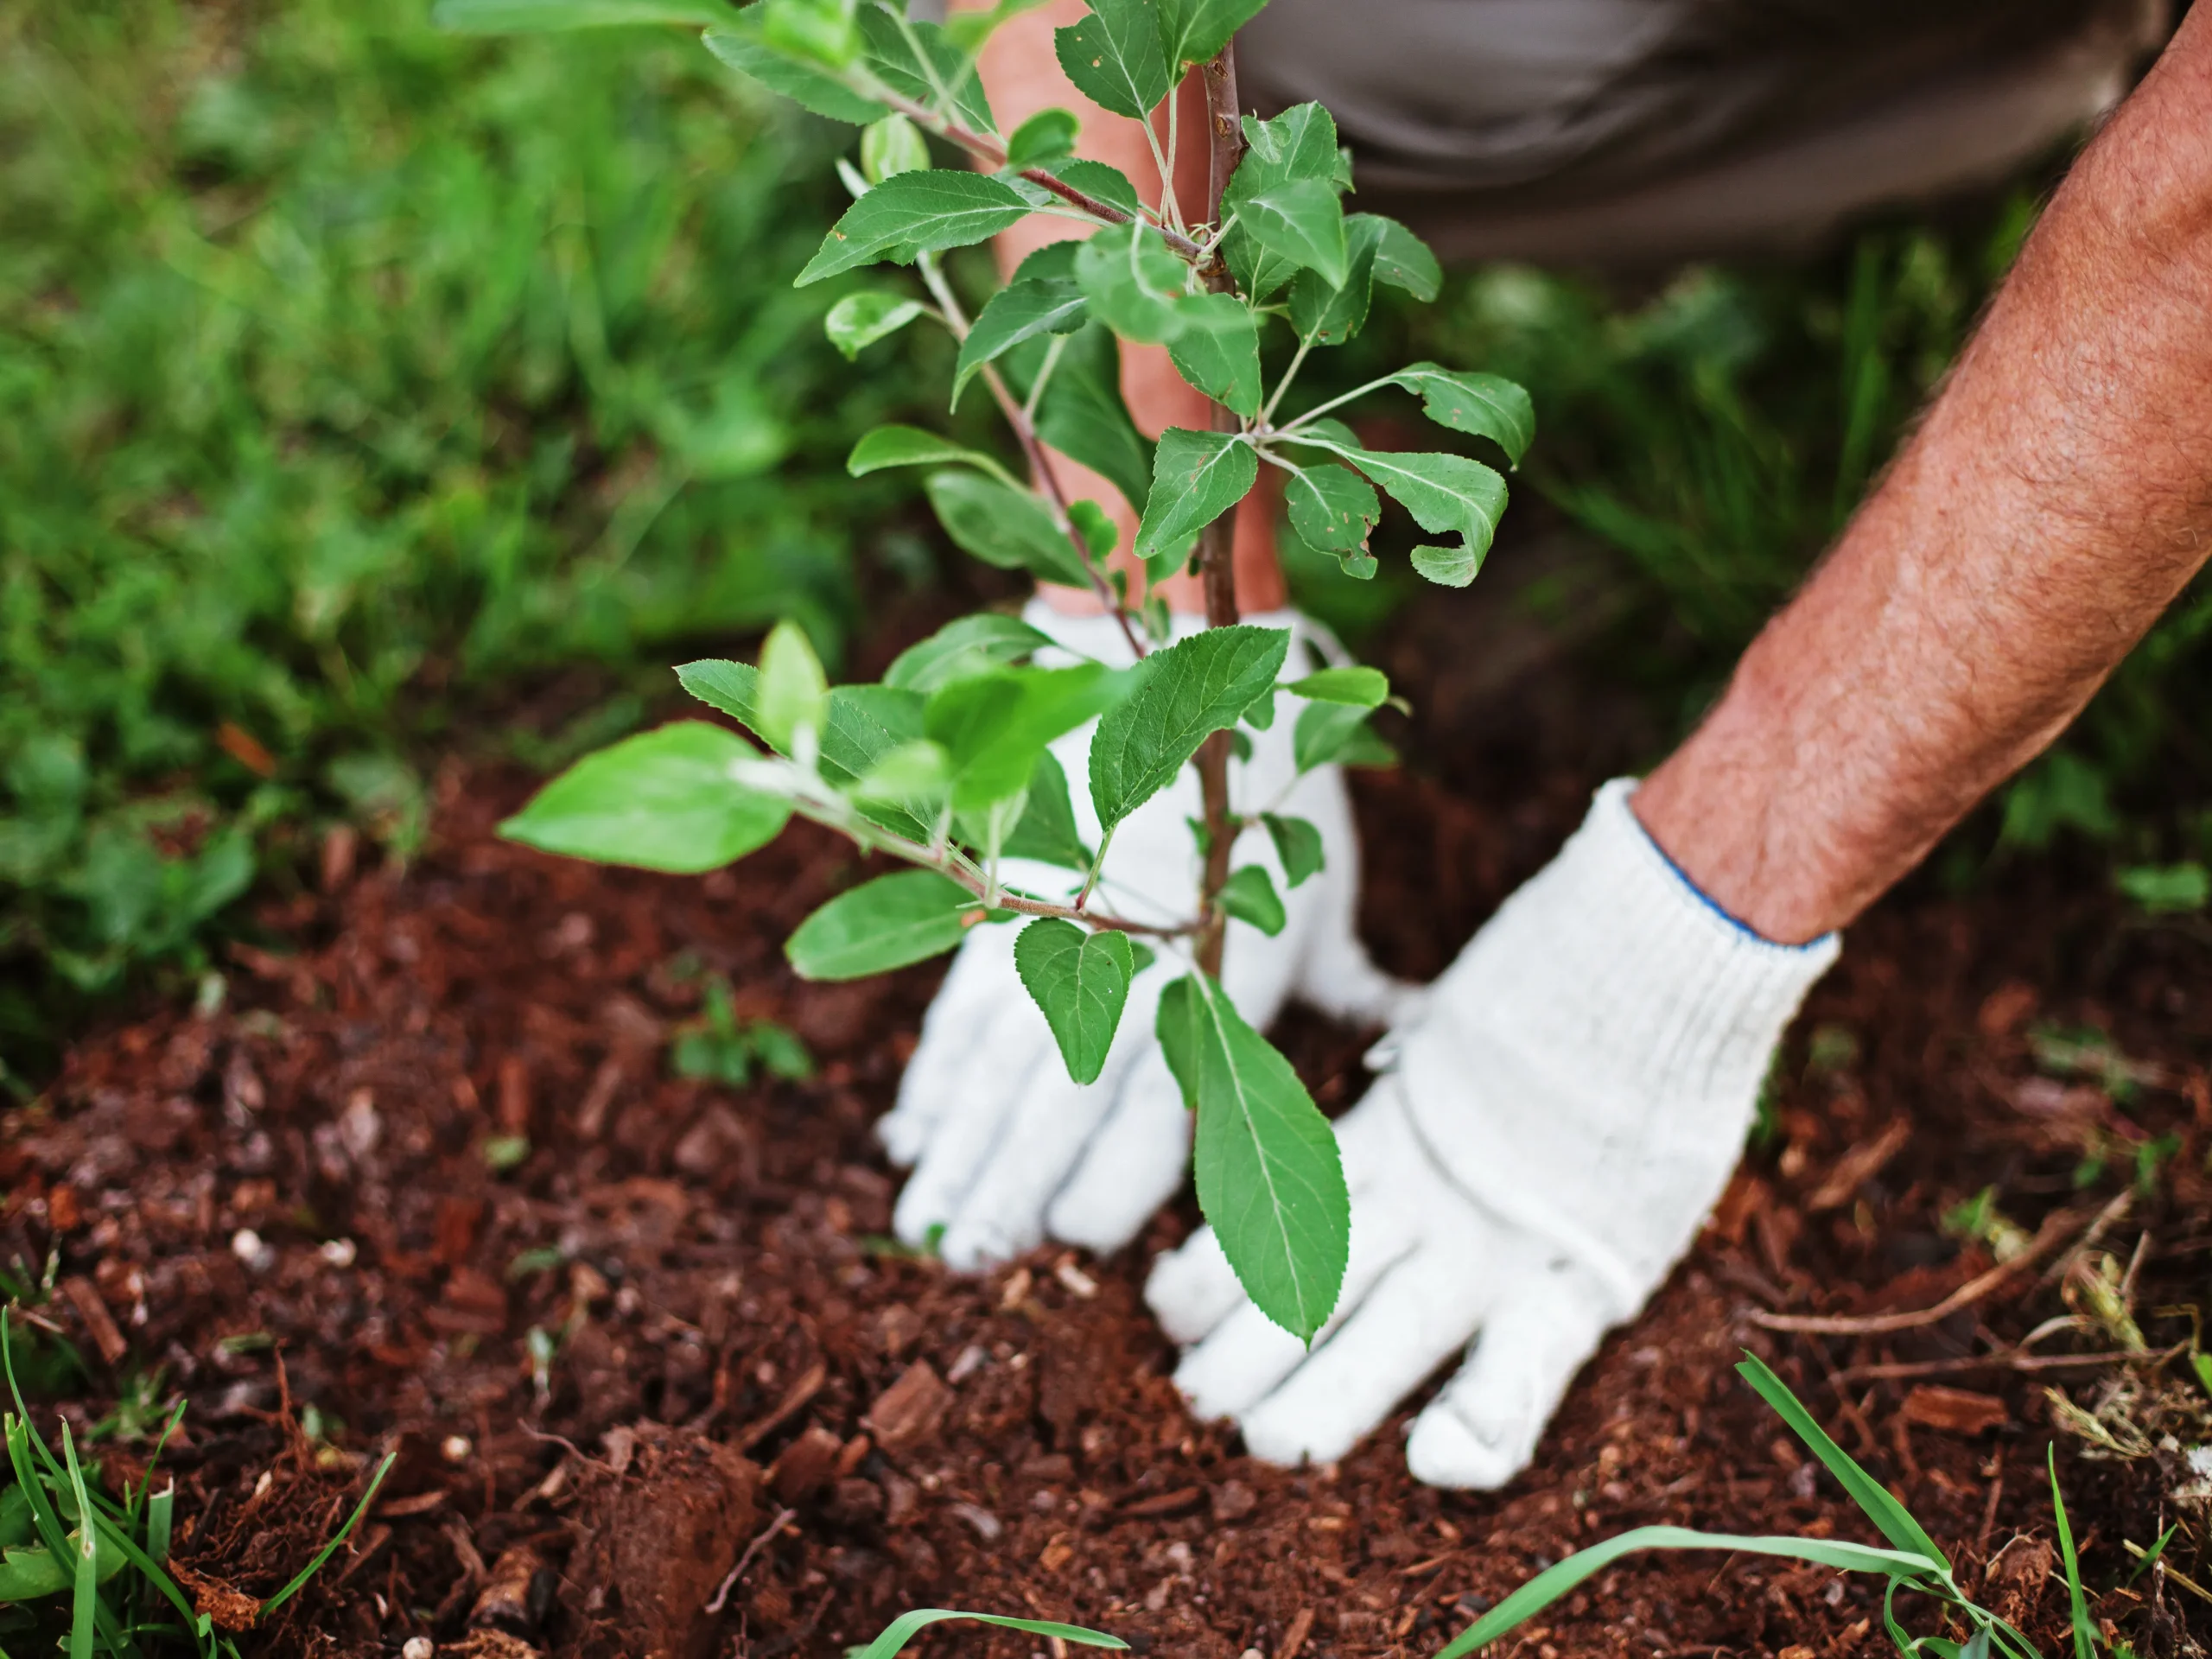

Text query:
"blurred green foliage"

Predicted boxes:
[[1412, 203, 2212, 877], [0, 0, 946, 1077], [3, 2, 2205, 1082]]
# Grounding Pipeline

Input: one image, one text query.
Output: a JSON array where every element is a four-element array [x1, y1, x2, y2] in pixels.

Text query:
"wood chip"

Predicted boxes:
[[866, 1360, 952, 1456], [1121, 1485, 1204, 1517], [737, 1360, 829, 1452], [1279, 1606, 1315, 1659], [1806, 1121, 1912, 1211], [471, 1545, 553, 1633], [1901, 1384, 2008, 1435], [378, 1488, 451, 1519], [60, 1276, 126, 1367], [771, 1425, 844, 1504]]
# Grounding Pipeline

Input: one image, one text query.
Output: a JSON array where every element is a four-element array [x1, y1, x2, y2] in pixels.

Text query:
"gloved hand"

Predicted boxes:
[[879, 601, 1414, 1270], [1146, 779, 1840, 1488]]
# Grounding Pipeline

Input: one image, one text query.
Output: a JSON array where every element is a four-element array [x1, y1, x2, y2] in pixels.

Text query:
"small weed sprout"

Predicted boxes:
[[447, 0, 1532, 1342]]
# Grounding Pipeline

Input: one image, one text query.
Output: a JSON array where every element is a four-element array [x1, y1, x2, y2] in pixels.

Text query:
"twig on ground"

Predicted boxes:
[[1751, 1203, 2094, 1335], [1831, 1343, 2187, 1385], [705, 1507, 798, 1616]]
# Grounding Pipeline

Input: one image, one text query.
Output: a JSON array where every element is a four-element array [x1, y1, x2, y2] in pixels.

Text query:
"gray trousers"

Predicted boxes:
[[1235, 0, 2169, 264]]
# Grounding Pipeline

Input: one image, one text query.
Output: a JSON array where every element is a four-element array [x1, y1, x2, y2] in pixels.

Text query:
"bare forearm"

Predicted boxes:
[[1638, 6, 2212, 943]]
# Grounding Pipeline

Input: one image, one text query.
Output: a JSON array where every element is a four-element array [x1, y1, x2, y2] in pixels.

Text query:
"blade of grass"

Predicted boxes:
[[5, 1414, 79, 1574], [1435, 1527, 1940, 1659], [145, 1485, 174, 1567], [256, 1452, 397, 1619], [850, 1609, 1130, 1659], [1738, 1354, 1951, 1573], [86, 1503, 208, 1654], [2126, 1522, 2177, 1586], [2050, 1446, 2095, 1659], [61, 1422, 99, 1659], [2, 1313, 73, 1490]]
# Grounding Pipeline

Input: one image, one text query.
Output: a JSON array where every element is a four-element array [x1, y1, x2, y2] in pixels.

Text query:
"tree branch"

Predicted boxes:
[[1192, 41, 1246, 979], [913, 253, 1147, 658], [868, 87, 1206, 261]]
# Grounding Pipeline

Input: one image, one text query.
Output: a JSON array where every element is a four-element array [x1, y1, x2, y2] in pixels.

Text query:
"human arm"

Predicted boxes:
[[1637, 3, 2212, 940], [1151, 13, 2212, 1486]]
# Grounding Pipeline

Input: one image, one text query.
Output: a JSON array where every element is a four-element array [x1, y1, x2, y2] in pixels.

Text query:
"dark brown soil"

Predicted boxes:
[[8, 581, 2211, 1659]]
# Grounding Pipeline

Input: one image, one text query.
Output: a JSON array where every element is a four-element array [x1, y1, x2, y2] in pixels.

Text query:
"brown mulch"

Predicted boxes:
[[6, 583, 2211, 1659]]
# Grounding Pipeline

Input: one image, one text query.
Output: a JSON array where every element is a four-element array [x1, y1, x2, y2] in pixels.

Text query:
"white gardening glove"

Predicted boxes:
[[1146, 779, 1840, 1488], [878, 600, 1415, 1271]]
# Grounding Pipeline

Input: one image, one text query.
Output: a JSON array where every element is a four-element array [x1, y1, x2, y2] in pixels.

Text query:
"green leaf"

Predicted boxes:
[[436, 0, 726, 29], [928, 664, 1128, 816], [1052, 0, 1172, 121], [1735, 1356, 1950, 1573], [1161, 0, 1266, 64], [1261, 812, 1324, 887], [855, 8, 995, 135], [1132, 429, 1256, 560], [1051, 158, 1142, 217], [1284, 665, 1387, 708], [787, 872, 993, 979], [1158, 974, 1348, 1342], [753, 618, 830, 753], [1218, 865, 1285, 936], [676, 663, 924, 785], [1409, 545, 1478, 587], [1069, 498, 1119, 563], [861, 113, 931, 183], [848, 423, 1014, 485], [944, 0, 1057, 52], [1368, 215, 1441, 302], [1235, 102, 1345, 190], [925, 471, 1092, 588], [760, 0, 860, 67], [1015, 919, 1136, 1084], [2118, 861, 2209, 913], [1286, 213, 1382, 348], [1385, 363, 1536, 467], [1222, 102, 1345, 297], [2050, 1446, 2095, 1659], [849, 740, 950, 812], [499, 723, 791, 874], [1283, 461, 1379, 558], [1166, 292, 1262, 418], [701, 21, 888, 124], [1241, 178, 1347, 289], [954, 278, 1088, 404], [1003, 750, 1093, 870], [885, 613, 1058, 693], [1292, 701, 1391, 772], [797, 169, 1030, 285], [1433, 1527, 1945, 1659], [1030, 323, 1155, 512], [1006, 107, 1080, 168], [851, 1609, 1127, 1659], [825, 292, 926, 359], [1280, 429, 1507, 586], [1089, 624, 1288, 830], [1075, 221, 1191, 345]]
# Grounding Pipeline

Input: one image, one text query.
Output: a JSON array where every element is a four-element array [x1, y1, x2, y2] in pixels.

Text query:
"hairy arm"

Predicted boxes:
[[963, 0, 1283, 610], [1637, 6, 2212, 943]]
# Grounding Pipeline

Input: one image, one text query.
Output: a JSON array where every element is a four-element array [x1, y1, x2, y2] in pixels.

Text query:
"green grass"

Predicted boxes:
[[1, 1312, 390, 1657], [0, 0, 950, 1079]]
